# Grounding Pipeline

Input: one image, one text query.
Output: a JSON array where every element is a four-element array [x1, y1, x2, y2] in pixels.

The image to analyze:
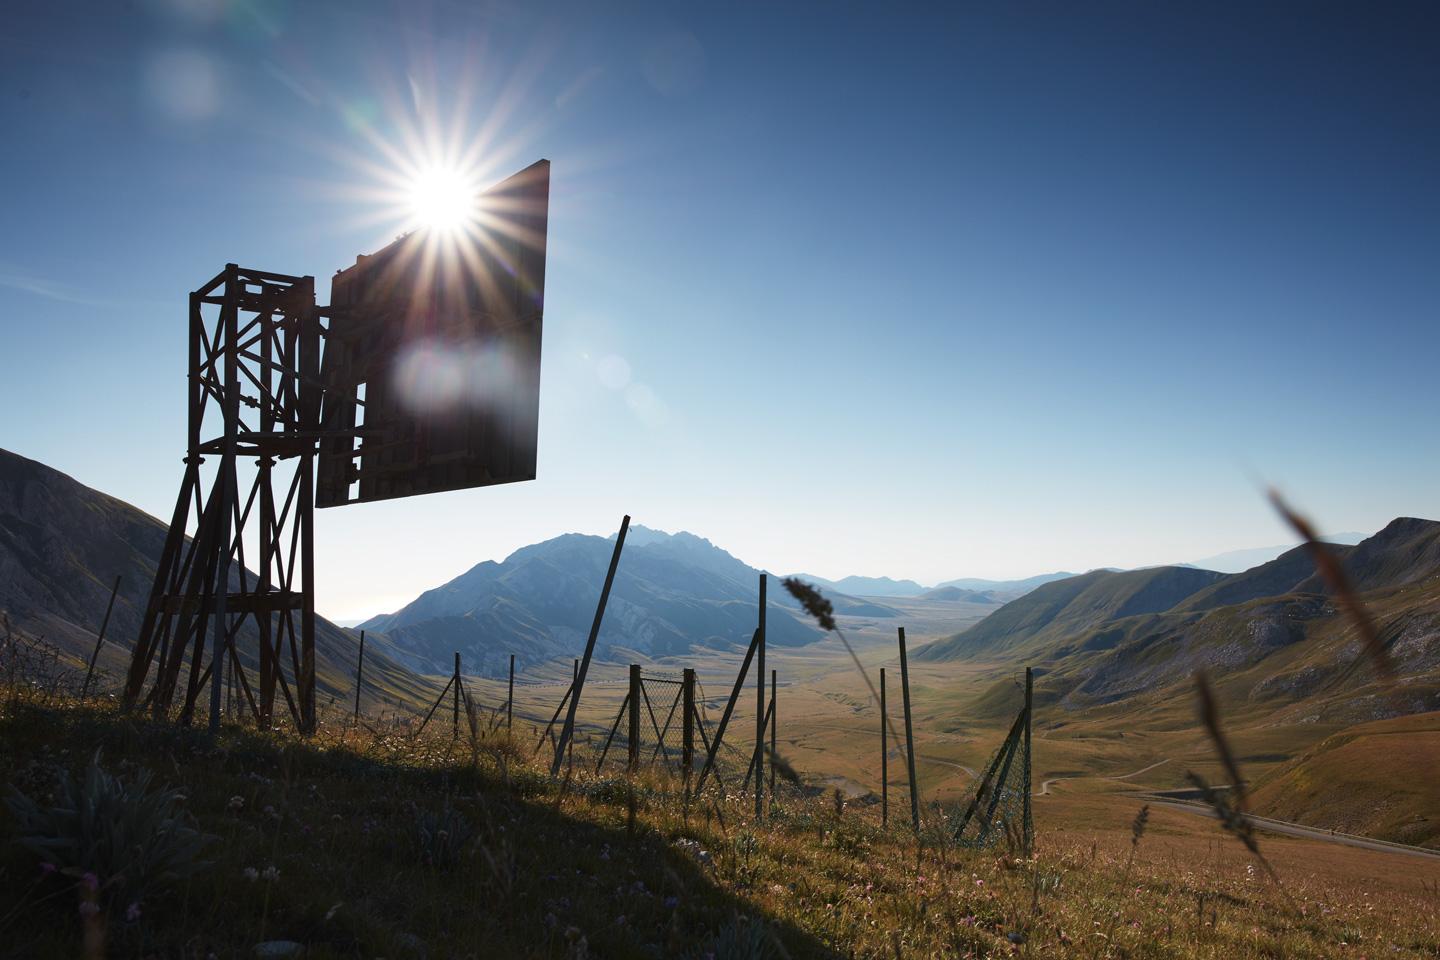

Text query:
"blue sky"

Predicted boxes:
[[3, 1, 1438, 620]]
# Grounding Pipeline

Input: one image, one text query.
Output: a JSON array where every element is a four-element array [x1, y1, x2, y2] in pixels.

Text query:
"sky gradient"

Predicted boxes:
[[3, 1, 1438, 620]]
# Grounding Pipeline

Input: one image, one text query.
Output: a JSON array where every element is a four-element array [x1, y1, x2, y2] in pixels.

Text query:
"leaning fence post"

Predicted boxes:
[[569, 659, 579, 766], [880, 666, 888, 827], [507, 653, 515, 730], [628, 664, 641, 772], [81, 575, 122, 699], [768, 668, 777, 802], [552, 515, 630, 777], [695, 627, 762, 793], [898, 626, 920, 833]]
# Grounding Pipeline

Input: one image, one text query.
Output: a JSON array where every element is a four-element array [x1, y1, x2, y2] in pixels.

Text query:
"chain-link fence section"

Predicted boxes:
[[952, 668, 1034, 856]]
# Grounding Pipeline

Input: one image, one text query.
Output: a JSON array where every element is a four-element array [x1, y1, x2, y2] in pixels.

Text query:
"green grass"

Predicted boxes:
[[2, 691, 1437, 959]]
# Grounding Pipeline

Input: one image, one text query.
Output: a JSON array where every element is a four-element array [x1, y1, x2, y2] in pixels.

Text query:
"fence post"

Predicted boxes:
[[453, 651, 461, 739], [755, 573, 766, 820], [898, 626, 920, 833], [81, 575, 122, 700], [880, 666, 888, 828], [1023, 666, 1034, 858], [682, 667, 696, 781], [553, 515, 630, 777], [353, 630, 365, 725], [628, 664, 641, 772], [507, 653, 515, 730]]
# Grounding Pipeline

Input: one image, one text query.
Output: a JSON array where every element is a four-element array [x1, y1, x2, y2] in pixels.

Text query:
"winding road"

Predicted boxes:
[[1033, 756, 1439, 861], [1143, 799, 1440, 861], [1035, 757, 1173, 796]]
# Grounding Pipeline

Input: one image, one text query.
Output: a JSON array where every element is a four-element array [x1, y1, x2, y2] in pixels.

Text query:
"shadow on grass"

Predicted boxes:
[[0, 700, 841, 959]]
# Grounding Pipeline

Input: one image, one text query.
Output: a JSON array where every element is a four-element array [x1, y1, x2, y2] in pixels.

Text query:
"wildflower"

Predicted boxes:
[[244, 867, 259, 881], [39, 862, 57, 877], [663, 896, 679, 909], [261, 866, 280, 882], [125, 902, 141, 923], [78, 901, 100, 919], [81, 872, 99, 893]]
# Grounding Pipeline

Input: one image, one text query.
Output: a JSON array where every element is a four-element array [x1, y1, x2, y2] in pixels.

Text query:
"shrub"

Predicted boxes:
[[5, 750, 212, 913], [687, 914, 789, 960], [414, 801, 473, 869]]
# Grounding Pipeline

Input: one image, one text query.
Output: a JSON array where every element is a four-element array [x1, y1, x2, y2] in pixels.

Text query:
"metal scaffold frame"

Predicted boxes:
[[122, 265, 323, 733]]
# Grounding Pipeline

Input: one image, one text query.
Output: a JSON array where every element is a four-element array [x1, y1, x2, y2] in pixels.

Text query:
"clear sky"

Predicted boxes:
[[3, 1, 1438, 620]]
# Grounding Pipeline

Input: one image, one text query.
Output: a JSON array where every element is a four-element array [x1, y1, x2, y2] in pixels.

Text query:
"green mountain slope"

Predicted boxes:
[[941, 518, 1440, 726], [916, 565, 1224, 661]]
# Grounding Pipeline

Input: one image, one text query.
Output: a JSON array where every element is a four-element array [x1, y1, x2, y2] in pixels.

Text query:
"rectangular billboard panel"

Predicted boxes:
[[316, 159, 549, 508]]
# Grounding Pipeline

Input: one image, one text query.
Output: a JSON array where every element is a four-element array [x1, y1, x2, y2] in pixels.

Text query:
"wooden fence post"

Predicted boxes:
[[353, 630, 365, 725], [899, 626, 920, 832], [755, 574, 767, 819], [507, 653, 515, 730], [453, 651, 462, 739], [682, 667, 696, 780], [81, 575, 122, 700], [1024, 666, 1034, 858], [880, 666, 888, 828], [628, 664, 641, 772]]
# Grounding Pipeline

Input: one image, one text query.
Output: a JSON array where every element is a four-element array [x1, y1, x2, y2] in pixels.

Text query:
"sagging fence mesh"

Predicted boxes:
[[952, 675, 1033, 856]]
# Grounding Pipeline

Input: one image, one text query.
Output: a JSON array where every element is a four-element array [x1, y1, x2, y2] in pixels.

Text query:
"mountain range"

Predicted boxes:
[[918, 518, 1440, 725], [788, 571, 1078, 602], [359, 526, 832, 675]]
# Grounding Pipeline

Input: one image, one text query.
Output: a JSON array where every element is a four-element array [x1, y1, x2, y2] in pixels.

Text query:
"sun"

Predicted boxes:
[[406, 164, 477, 234]]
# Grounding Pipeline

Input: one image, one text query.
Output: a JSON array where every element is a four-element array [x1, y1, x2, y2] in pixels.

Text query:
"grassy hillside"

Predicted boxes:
[[0, 447, 430, 713], [1, 695, 1436, 959], [917, 566, 1223, 661], [1250, 711, 1440, 848]]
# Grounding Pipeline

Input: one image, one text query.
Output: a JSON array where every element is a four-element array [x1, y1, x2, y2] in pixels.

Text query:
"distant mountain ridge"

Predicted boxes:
[[1183, 533, 1366, 574], [787, 574, 928, 598]]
